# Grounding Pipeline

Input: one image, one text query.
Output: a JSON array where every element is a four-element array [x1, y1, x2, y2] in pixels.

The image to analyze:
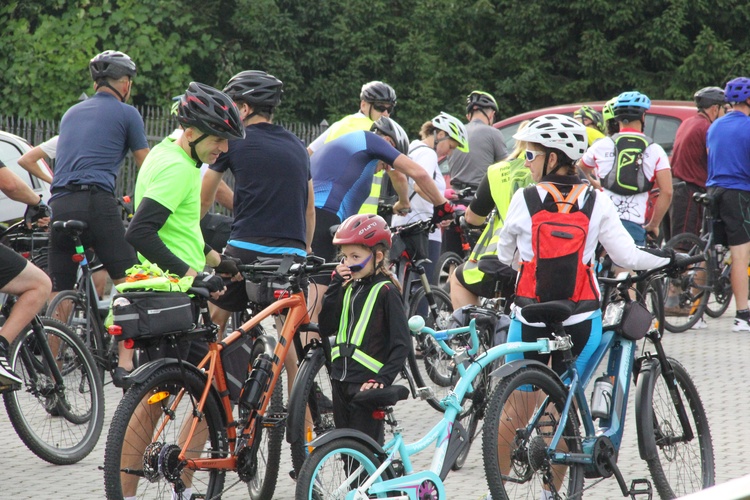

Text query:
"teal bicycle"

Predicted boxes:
[[295, 256, 714, 499]]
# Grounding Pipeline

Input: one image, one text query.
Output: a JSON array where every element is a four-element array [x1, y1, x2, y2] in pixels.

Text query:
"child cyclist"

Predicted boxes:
[[319, 213, 410, 444]]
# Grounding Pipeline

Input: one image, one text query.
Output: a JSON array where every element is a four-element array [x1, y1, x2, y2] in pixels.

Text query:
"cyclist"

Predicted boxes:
[[0, 161, 51, 390], [320, 214, 409, 445], [579, 91, 673, 245], [670, 86, 727, 237], [706, 76, 750, 332], [602, 96, 619, 137], [573, 105, 606, 145], [390, 112, 468, 280], [491, 114, 673, 497], [17, 135, 55, 184], [308, 81, 398, 215]]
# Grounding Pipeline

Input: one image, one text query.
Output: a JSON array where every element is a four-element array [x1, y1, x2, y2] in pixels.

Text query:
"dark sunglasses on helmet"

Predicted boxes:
[[372, 102, 394, 113]]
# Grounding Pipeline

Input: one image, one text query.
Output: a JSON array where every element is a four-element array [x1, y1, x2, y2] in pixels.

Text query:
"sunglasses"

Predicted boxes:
[[525, 150, 546, 162], [372, 103, 395, 113]]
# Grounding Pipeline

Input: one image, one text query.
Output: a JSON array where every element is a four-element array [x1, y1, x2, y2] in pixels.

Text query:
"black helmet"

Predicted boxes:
[[371, 117, 409, 155], [177, 82, 245, 140], [694, 86, 725, 109], [89, 50, 137, 81], [360, 81, 397, 105], [466, 91, 498, 113], [223, 70, 283, 108]]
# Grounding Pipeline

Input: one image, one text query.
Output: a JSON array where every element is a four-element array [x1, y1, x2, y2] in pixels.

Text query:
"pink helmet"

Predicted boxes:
[[333, 214, 392, 249]]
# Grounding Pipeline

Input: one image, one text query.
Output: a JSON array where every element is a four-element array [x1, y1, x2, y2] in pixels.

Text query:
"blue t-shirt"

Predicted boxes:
[[211, 122, 310, 248], [707, 111, 750, 191], [52, 93, 149, 195], [311, 131, 400, 221]]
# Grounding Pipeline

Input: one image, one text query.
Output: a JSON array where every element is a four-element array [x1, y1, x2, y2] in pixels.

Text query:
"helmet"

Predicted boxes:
[[371, 117, 409, 155], [333, 214, 392, 249], [360, 81, 397, 105], [613, 91, 651, 120], [724, 77, 750, 103], [223, 70, 283, 108], [602, 97, 617, 124], [432, 112, 469, 152], [573, 105, 604, 133], [89, 50, 137, 81], [466, 91, 498, 113], [170, 95, 182, 117], [693, 86, 725, 109], [512, 114, 587, 161], [177, 82, 245, 140]]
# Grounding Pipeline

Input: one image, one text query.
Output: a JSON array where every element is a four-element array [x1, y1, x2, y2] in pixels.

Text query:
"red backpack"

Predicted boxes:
[[515, 183, 599, 314]]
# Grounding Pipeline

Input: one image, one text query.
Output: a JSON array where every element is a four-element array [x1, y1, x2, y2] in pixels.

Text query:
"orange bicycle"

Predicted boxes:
[[102, 254, 335, 500]]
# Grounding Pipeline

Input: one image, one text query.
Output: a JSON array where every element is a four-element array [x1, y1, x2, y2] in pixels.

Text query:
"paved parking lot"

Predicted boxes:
[[1, 307, 745, 499]]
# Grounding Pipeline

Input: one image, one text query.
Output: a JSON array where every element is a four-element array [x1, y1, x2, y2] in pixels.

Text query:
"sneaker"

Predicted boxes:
[[690, 317, 708, 330], [112, 366, 133, 389], [0, 343, 23, 389], [733, 317, 750, 332], [314, 382, 334, 413]]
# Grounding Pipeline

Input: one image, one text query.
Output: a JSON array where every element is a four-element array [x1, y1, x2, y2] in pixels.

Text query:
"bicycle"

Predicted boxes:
[[295, 255, 714, 499], [663, 191, 733, 332], [102, 254, 340, 500]]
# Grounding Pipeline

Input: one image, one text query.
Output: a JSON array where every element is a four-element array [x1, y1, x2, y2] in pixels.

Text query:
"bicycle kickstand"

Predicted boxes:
[[603, 454, 653, 500]]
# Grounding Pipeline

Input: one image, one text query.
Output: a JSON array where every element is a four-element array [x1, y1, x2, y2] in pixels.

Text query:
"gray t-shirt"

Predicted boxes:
[[448, 119, 508, 187]]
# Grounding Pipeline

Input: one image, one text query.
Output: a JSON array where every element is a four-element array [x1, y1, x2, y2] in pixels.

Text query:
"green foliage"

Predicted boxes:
[[2, 0, 750, 129]]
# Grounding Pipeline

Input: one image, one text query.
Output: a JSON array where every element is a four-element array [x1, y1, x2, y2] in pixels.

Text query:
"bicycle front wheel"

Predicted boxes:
[[636, 357, 715, 498], [705, 244, 732, 318], [103, 365, 227, 499], [663, 232, 711, 332], [3, 317, 105, 465], [433, 251, 464, 290], [295, 437, 393, 499], [483, 367, 584, 500]]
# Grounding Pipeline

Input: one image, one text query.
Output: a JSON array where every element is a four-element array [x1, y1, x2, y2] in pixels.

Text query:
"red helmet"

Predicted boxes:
[[333, 214, 392, 249]]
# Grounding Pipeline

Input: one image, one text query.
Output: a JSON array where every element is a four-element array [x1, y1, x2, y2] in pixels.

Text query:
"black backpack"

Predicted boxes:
[[601, 133, 654, 195]]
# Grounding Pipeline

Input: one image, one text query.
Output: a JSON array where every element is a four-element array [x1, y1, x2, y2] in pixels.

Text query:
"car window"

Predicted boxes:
[[497, 122, 521, 152], [647, 115, 681, 157]]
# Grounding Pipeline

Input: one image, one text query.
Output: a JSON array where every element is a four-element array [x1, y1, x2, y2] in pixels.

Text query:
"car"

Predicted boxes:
[[0, 130, 53, 224], [493, 100, 696, 156]]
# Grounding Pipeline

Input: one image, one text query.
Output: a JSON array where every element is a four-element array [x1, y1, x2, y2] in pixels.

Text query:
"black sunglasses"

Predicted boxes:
[[372, 103, 394, 113]]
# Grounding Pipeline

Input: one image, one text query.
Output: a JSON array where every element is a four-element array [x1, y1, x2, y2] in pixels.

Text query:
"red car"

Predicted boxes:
[[493, 100, 696, 156]]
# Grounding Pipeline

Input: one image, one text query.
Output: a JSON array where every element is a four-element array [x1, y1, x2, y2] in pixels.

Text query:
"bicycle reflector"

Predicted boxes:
[[274, 290, 290, 299], [372, 410, 386, 420], [72, 254, 85, 263], [147, 391, 170, 405], [108, 325, 122, 336], [123, 339, 135, 349]]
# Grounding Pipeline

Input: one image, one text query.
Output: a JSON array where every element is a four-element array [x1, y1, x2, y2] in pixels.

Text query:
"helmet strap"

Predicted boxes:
[[95, 80, 126, 103], [188, 133, 209, 168]]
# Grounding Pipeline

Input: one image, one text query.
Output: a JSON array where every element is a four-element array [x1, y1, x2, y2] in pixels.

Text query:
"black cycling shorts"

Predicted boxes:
[[310, 208, 341, 286], [713, 188, 750, 246], [669, 181, 704, 238], [0, 244, 28, 290], [453, 261, 500, 299], [49, 190, 138, 291]]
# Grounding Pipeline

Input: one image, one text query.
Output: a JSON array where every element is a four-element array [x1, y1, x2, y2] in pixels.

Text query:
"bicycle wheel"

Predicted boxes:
[[451, 367, 491, 471], [243, 342, 283, 500], [636, 357, 715, 498], [47, 290, 107, 380], [483, 367, 584, 500], [663, 232, 710, 332], [433, 251, 464, 290], [288, 346, 336, 477], [3, 317, 105, 465], [640, 276, 665, 335], [103, 365, 227, 499], [705, 245, 732, 318], [295, 437, 393, 500], [408, 287, 454, 411]]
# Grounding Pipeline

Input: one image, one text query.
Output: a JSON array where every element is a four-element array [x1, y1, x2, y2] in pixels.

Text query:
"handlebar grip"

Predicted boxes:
[[674, 253, 706, 267]]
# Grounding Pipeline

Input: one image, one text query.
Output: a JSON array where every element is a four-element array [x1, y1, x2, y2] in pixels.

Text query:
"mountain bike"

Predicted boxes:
[[663, 191, 733, 332], [103, 255, 339, 500]]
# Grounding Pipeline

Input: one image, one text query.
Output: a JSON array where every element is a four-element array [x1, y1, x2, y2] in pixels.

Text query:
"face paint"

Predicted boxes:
[[347, 253, 373, 273]]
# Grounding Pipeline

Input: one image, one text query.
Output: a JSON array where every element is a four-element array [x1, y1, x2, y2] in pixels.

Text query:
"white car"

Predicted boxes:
[[0, 130, 52, 224]]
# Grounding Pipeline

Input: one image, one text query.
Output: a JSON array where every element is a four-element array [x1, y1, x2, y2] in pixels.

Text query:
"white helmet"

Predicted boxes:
[[432, 112, 469, 152], [512, 114, 587, 161]]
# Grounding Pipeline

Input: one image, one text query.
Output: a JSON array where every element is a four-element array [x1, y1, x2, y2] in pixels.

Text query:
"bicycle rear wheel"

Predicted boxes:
[[663, 233, 711, 332], [433, 251, 464, 290], [636, 357, 715, 498], [103, 365, 227, 499], [704, 244, 732, 318], [3, 317, 105, 465], [483, 367, 584, 500]]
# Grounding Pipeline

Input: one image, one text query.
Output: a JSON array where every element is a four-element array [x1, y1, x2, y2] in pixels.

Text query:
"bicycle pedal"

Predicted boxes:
[[629, 478, 652, 500], [262, 413, 287, 428], [416, 386, 435, 400]]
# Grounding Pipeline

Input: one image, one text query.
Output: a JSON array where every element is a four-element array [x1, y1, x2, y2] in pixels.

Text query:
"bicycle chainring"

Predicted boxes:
[[417, 479, 439, 499], [236, 445, 258, 483]]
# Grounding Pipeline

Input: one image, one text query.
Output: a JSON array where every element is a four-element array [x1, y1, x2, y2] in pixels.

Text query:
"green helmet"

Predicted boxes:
[[573, 105, 604, 133], [432, 112, 469, 152], [602, 97, 617, 124]]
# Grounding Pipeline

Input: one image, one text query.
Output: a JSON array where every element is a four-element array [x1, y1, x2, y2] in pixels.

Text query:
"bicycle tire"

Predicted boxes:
[[3, 317, 105, 465], [103, 365, 227, 499], [663, 232, 710, 332], [636, 357, 715, 498], [433, 251, 464, 290], [47, 290, 107, 380], [408, 287, 455, 397], [288, 346, 335, 477], [482, 367, 584, 500], [704, 245, 732, 318], [295, 437, 393, 499], [243, 341, 283, 500], [640, 276, 665, 335]]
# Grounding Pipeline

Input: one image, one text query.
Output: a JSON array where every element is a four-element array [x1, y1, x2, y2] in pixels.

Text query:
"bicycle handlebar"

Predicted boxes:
[[598, 253, 705, 288], [237, 255, 338, 278], [391, 218, 434, 237], [408, 315, 481, 358]]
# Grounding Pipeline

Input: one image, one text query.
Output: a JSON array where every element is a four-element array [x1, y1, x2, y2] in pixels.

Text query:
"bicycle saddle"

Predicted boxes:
[[351, 384, 409, 410], [521, 300, 574, 325], [52, 220, 88, 233], [692, 192, 713, 205]]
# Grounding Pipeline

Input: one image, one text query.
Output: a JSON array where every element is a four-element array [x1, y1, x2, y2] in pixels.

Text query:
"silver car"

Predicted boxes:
[[0, 131, 52, 224]]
